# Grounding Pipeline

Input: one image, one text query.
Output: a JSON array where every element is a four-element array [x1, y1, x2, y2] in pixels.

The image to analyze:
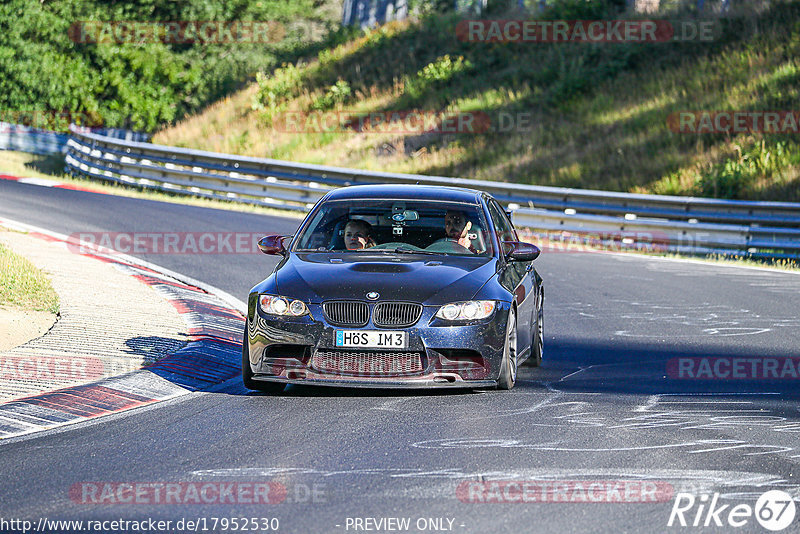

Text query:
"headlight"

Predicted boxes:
[[259, 294, 308, 316], [435, 300, 496, 321]]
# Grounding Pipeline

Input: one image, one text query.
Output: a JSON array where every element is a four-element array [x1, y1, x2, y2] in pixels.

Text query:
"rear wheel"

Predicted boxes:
[[497, 308, 518, 390], [242, 328, 285, 394]]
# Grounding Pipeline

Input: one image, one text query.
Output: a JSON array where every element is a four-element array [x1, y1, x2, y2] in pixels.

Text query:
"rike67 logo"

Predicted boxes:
[[668, 490, 796, 531]]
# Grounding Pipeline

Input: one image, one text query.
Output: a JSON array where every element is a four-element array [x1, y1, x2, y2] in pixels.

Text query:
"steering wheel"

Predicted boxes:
[[426, 238, 472, 254]]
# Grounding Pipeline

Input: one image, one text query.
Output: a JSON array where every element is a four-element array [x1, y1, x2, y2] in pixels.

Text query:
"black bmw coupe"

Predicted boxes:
[[244, 184, 543, 391]]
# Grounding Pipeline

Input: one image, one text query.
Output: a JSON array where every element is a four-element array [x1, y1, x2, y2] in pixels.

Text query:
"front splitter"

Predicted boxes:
[[252, 374, 497, 389]]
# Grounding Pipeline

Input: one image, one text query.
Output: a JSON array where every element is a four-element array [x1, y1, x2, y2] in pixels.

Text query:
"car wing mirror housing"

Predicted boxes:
[[505, 241, 540, 262], [258, 235, 291, 256]]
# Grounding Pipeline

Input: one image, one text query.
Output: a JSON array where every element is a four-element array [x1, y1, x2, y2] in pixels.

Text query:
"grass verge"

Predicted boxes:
[[0, 240, 59, 313]]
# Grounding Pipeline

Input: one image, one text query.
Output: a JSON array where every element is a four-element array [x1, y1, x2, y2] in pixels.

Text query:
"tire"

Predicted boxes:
[[529, 289, 544, 368], [497, 307, 518, 390], [242, 328, 285, 394]]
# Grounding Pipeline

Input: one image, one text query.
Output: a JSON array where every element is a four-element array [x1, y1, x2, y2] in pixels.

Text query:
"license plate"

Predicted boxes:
[[335, 330, 407, 349]]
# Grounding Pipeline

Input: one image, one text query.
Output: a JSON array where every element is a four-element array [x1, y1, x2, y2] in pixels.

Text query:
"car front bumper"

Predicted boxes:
[[245, 300, 511, 389]]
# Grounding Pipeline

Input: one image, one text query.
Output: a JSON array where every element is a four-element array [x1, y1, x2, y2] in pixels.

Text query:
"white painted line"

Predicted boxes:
[[16, 177, 62, 187]]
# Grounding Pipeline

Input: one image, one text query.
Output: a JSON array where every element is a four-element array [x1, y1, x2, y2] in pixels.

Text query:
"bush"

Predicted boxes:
[[404, 55, 473, 100], [310, 79, 352, 111], [252, 63, 303, 122], [695, 140, 795, 198]]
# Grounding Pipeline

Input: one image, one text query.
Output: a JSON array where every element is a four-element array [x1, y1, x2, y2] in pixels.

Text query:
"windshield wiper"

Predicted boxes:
[[392, 246, 445, 256]]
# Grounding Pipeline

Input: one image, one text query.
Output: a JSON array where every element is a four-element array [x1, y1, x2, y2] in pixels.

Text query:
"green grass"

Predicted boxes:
[[0, 241, 59, 313], [155, 0, 800, 201]]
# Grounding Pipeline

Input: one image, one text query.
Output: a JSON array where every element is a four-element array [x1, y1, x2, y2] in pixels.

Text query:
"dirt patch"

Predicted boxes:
[[0, 306, 57, 352]]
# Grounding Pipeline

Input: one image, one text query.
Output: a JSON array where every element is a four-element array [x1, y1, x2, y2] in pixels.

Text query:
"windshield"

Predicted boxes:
[[294, 199, 494, 256]]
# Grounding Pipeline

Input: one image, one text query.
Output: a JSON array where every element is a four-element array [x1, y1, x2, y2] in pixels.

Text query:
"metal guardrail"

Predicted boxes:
[[1, 123, 150, 156], [65, 125, 800, 259], [1, 122, 70, 156]]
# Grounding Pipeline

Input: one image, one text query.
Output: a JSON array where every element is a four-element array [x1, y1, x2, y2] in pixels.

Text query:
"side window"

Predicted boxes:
[[487, 200, 516, 247]]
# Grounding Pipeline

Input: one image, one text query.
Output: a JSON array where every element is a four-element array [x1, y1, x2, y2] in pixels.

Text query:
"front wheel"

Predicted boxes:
[[242, 328, 285, 394], [496, 308, 518, 390]]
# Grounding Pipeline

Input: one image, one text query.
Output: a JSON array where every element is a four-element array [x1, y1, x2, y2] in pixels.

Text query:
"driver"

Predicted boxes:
[[444, 210, 480, 253], [344, 219, 376, 250]]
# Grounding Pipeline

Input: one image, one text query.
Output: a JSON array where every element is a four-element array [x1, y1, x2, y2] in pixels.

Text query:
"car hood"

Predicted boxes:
[[275, 253, 497, 305]]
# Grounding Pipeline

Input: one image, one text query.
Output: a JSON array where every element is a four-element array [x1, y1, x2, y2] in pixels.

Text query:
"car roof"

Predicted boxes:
[[323, 184, 485, 204]]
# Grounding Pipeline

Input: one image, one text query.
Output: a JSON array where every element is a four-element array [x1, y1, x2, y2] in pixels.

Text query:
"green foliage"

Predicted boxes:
[[695, 140, 797, 199], [0, 0, 334, 132], [405, 55, 473, 103], [252, 63, 302, 122], [417, 55, 472, 85], [310, 79, 352, 111]]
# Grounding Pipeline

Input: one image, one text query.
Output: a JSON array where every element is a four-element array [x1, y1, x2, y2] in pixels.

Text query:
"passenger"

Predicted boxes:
[[344, 219, 376, 250], [444, 210, 479, 253]]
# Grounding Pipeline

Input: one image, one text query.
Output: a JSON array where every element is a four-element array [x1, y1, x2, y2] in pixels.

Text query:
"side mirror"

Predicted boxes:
[[258, 235, 290, 256], [504, 241, 540, 262]]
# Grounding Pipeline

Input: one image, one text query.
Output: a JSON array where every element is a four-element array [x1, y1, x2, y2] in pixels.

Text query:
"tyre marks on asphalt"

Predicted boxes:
[[404, 390, 800, 459], [411, 437, 794, 456], [550, 299, 800, 338], [188, 466, 800, 503], [610, 301, 800, 338]]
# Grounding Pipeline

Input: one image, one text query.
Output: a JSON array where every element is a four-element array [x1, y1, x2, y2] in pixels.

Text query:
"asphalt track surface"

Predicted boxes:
[[1, 179, 800, 533]]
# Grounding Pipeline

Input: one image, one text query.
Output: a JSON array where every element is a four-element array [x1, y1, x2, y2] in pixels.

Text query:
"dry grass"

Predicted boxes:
[[153, 2, 800, 200]]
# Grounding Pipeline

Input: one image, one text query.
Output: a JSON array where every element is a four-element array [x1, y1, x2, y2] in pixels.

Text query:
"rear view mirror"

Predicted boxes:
[[388, 210, 419, 222], [504, 241, 540, 262], [258, 235, 290, 256]]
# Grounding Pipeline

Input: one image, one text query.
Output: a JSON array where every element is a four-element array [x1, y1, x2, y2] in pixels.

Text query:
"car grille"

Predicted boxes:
[[323, 301, 369, 327], [311, 350, 424, 376], [373, 302, 423, 328]]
